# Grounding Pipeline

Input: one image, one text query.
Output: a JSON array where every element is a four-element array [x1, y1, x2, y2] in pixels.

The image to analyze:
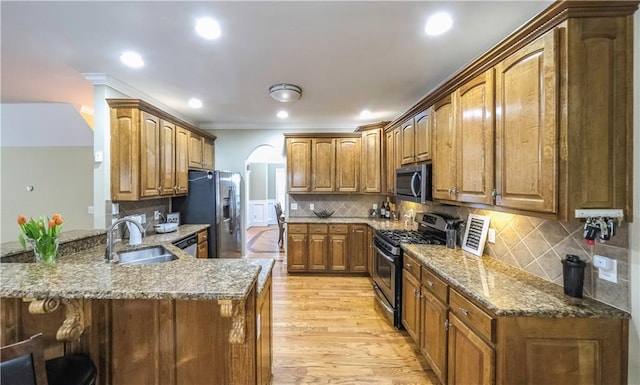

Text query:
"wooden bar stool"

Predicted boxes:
[[274, 202, 285, 249]]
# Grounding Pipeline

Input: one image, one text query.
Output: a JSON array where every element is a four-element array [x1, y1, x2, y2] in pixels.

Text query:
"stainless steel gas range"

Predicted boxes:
[[371, 212, 457, 329]]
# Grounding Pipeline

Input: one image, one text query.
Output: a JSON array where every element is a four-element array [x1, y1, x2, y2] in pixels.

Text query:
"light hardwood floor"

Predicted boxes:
[[246, 226, 438, 385]]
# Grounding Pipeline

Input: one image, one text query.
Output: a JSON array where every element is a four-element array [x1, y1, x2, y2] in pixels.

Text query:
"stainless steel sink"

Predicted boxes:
[[117, 246, 177, 265]]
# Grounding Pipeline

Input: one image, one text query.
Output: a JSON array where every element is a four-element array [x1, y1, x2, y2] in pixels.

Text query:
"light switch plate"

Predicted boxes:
[[291, 203, 298, 210], [310, 203, 315, 210]]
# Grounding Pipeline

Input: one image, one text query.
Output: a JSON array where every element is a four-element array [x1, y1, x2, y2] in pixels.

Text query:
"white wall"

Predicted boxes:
[[628, 10, 639, 385], [210, 128, 353, 173], [0, 103, 94, 242]]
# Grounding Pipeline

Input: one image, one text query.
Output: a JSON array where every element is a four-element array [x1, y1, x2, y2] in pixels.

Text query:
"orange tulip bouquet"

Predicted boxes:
[[17, 213, 64, 264]]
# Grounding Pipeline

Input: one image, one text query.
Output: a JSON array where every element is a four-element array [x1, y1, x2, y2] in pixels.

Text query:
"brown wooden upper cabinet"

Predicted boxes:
[[189, 133, 215, 170], [400, 118, 415, 165], [311, 138, 336, 192], [335, 137, 361, 192], [396, 3, 635, 220], [384, 125, 403, 194], [108, 99, 215, 201], [286, 137, 312, 192], [495, 32, 557, 213], [360, 128, 382, 193], [433, 71, 494, 205], [285, 129, 383, 194], [431, 96, 455, 202], [401, 110, 431, 166]]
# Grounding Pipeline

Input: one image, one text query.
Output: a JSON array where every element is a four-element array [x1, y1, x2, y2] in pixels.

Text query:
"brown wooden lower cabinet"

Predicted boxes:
[[196, 229, 208, 258], [286, 222, 370, 274], [402, 264, 628, 385], [0, 283, 269, 385], [256, 274, 273, 385], [447, 312, 494, 385]]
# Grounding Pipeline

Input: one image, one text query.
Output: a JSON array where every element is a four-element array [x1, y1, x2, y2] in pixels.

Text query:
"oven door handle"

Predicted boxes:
[[373, 284, 394, 313], [374, 244, 396, 263]]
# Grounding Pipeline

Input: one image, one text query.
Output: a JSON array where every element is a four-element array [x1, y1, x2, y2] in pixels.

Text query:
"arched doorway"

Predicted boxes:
[[245, 145, 285, 257]]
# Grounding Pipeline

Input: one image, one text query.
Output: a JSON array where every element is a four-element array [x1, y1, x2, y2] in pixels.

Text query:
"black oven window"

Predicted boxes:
[[376, 254, 392, 290]]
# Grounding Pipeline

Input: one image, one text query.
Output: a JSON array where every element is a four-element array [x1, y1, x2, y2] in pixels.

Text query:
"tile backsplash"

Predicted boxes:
[[288, 194, 386, 218], [397, 200, 630, 311], [109, 198, 171, 237]]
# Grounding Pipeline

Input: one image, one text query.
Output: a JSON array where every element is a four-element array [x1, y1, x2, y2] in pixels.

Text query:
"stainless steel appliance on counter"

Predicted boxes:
[[372, 212, 456, 328], [172, 170, 242, 258]]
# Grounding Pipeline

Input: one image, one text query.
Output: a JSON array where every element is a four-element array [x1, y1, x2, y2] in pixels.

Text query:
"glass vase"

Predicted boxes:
[[26, 237, 59, 264]]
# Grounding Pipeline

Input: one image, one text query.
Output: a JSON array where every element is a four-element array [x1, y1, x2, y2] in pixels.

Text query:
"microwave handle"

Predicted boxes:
[[410, 172, 421, 198]]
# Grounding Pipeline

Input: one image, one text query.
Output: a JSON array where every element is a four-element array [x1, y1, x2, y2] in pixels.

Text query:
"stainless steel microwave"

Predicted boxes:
[[395, 163, 432, 204]]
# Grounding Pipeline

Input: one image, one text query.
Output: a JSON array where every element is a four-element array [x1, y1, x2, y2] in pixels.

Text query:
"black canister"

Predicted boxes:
[[562, 254, 586, 298]]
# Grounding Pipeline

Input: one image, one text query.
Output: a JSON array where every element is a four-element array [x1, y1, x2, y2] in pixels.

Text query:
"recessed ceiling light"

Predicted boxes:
[[425, 12, 453, 36], [277, 110, 289, 119], [188, 98, 203, 109], [360, 109, 372, 118], [120, 51, 144, 68], [196, 17, 221, 40]]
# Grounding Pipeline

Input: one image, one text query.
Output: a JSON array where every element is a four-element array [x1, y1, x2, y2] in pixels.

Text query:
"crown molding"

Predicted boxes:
[[81, 73, 197, 127]]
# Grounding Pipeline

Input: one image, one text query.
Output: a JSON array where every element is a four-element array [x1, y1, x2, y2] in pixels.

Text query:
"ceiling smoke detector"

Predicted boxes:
[[268, 83, 302, 102]]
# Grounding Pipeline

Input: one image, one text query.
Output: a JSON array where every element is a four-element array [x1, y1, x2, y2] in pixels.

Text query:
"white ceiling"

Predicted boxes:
[[1, 1, 552, 130]]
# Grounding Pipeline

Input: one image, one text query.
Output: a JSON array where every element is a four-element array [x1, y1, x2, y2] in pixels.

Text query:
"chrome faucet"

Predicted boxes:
[[105, 218, 145, 262]]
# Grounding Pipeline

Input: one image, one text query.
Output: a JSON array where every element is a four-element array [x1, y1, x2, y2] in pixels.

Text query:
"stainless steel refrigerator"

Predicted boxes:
[[172, 170, 242, 258]]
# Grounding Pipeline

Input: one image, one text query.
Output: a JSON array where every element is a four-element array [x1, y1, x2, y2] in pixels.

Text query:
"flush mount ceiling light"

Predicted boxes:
[[425, 12, 453, 36], [277, 110, 289, 119], [360, 109, 372, 118], [269, 83, 302, 102]]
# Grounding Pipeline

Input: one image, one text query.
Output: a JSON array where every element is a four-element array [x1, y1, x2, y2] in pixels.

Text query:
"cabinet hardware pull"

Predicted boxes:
[[451, 187, 458, 195], [444, 319, 449, 330], [459, 307, 469, 316], [426, 280, 434, 287]]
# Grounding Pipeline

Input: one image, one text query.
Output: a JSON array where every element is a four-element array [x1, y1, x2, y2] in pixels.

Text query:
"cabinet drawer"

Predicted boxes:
[[403, 254, 421, 280], [197, 230, 208, 244], [308, 224, 328, 234], [421, 268, 448, 303], [449, 289, 495, 343], [197, 242, 208, 258], [329, 224, 348, 234], [288, 224, 307, 234]]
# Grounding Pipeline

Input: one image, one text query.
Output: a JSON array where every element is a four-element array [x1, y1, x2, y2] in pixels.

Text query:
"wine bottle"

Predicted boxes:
[[380, 200, 386, 218], [385, 198, 391, 219]]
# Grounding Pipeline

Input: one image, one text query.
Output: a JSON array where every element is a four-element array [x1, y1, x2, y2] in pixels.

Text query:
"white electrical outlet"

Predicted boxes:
[[488, 228, 496, 244], [139, 214, 146, 224], [291, 203, 298, 210], [154, 211, 161, 220], [310, 203, 315, 210], [593, 255, 617, 283]]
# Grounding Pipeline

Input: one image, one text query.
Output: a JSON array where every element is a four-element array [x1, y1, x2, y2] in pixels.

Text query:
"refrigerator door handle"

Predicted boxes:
[[229, 187, 235, 234]]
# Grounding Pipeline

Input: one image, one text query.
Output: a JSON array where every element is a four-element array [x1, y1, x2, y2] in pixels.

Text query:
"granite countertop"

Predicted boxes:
[[286, 216, 417, 231], [0, 224, 273, 302], [402, 244, 630, 319]]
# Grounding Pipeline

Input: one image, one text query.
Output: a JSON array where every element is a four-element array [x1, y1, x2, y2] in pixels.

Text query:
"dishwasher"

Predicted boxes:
[[173, 234, 198, 257]]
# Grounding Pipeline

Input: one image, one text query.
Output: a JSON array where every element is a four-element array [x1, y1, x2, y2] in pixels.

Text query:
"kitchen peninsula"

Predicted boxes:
[[0, 227, 274, 385]]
